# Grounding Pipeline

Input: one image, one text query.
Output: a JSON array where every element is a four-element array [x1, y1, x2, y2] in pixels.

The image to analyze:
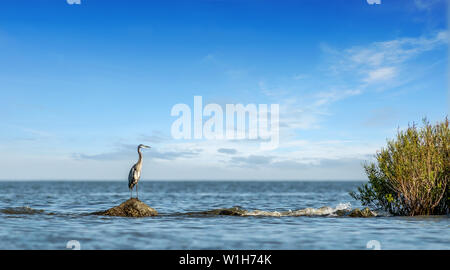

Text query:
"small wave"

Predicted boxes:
[[0, 206, 45, 215], [247, 203, 352, 217]]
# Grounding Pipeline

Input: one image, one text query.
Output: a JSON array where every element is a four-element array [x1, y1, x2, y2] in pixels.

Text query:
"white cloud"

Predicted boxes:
[[314, 89, 361, 106], [258, 79, 362, 133], [366, 0, 381, 5], [360, 31, 445, 66], [67, 0, 81, 5], [324, 30, 447, 90], [364, 67, 396, 83]]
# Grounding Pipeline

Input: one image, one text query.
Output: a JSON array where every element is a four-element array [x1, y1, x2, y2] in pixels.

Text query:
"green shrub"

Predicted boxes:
[[350, 117, 449, 216]]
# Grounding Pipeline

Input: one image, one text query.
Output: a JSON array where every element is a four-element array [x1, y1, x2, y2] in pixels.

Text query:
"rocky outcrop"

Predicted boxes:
[[335, 209, 351, 216], [348, 207, 377, 217], [93, 198, 157, 217]]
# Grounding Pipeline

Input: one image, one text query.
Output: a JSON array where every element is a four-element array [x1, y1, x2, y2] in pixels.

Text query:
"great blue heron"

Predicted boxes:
[[128, 144, 151, 199]]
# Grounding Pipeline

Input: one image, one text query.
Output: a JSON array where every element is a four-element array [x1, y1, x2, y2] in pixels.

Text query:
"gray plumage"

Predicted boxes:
[[128, 144, 151, 199]]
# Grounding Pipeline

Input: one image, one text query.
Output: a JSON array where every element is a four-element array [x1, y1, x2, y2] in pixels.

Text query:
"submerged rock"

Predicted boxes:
[[335, 209, 351, 216], [348, 207, 376, 217], [192, 206, 248, 216], [0, 206, 45, 215], [93, 198, 157, 217]]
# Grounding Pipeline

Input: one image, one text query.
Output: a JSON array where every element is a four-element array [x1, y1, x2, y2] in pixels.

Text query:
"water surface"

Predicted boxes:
[[0, 181, 448, 249]]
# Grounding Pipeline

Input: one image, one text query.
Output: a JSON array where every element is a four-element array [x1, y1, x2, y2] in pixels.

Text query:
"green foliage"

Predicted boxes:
[[350, 117, 449, 216]]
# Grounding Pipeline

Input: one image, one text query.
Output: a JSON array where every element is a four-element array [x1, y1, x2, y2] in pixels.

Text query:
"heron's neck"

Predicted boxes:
[[137, 147, 143, 164]]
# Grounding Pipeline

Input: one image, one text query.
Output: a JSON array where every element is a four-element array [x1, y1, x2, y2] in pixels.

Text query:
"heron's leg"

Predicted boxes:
[[136, 183, 139, 200]]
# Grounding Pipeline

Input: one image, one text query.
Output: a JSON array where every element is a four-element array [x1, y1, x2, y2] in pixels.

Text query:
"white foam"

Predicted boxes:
[[241, 202, 353, 217], [245, 210, 283, 217], [335, 202, 352, 211]]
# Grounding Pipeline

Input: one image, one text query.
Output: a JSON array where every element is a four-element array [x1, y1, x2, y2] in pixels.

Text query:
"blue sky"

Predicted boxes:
[[0, 0, 448, 180]]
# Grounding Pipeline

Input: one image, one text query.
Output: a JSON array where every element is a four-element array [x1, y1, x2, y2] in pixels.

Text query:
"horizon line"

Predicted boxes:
[[0, 179, 368, 182]]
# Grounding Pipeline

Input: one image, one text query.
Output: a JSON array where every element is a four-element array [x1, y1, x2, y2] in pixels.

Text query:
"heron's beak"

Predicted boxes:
[[143, 145, 151, 149]]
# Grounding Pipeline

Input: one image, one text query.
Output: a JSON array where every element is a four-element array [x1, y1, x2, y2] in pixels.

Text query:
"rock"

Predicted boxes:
[[348, 207, 376, 217], [335, 209, 350, 216], [191, 206, 248, 216], [93, 198, 157, 217]]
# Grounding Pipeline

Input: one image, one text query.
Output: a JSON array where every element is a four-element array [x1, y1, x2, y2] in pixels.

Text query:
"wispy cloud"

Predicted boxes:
[[217, 148, 238, 155], [230, 155, 273, 167], [413, 0, 445, 11], [139, 130, 170, 144], [364, 67, 396, 83], [72, 143, 201, 161], [366, 0, 381, 5], [328, 30, 447, 89], [5, 127, 55, 142], [313, 89, 361, 106], [257, 84, 361, 134], [346, 31, 447, 65]]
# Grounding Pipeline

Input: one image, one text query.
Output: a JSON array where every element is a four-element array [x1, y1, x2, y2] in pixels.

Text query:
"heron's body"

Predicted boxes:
[[128, 144, 150, 199]]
